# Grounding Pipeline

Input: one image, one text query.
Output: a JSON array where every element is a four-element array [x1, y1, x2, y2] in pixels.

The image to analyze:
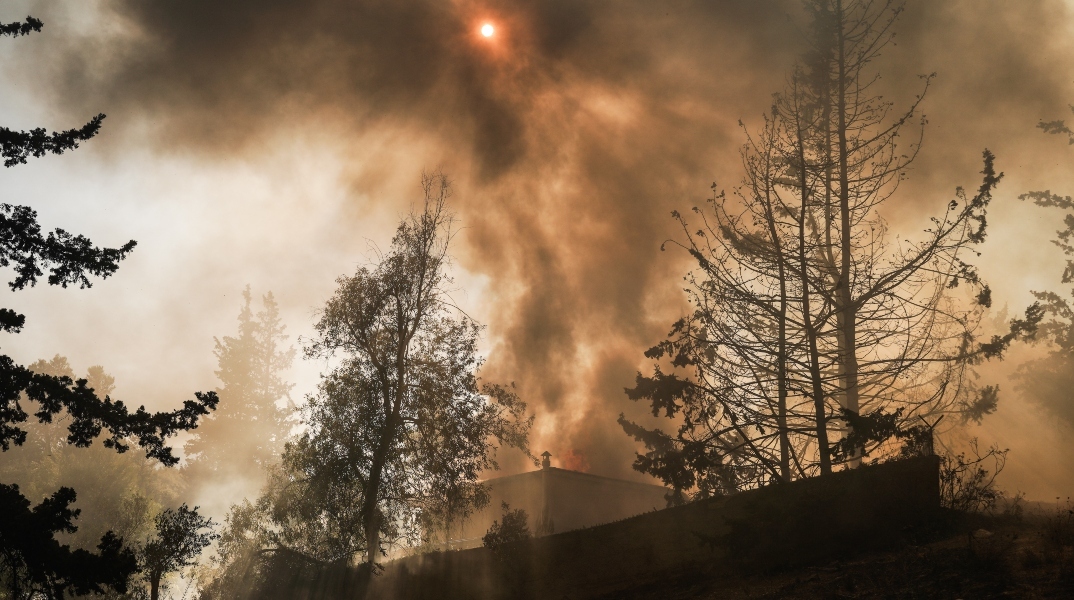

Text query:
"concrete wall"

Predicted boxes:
[[452, 467, 669, 546], [245, 456, 942, 600]]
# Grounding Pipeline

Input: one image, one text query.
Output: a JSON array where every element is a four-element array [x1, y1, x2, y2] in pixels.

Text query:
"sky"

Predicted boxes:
[[3, 0, 1074, 502]]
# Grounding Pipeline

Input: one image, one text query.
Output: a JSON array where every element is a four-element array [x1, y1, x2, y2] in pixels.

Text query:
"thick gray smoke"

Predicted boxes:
[[10, 0, 1074, 492]]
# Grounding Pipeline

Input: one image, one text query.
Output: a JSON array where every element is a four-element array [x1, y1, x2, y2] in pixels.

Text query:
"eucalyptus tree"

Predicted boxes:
[[278, 173, 532, 567]]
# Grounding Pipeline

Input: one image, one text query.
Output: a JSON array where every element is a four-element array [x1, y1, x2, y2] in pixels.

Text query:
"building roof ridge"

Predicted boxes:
[[481, 466, 667, 490]]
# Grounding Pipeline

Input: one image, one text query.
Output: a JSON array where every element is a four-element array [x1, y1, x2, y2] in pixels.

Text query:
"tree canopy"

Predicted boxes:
[[202, 173, 533, 595], [621, 0, 1040, 500], [0, 14, 217, 598], [1013, 107, 1074, 427], [142, 504, 217, 600]]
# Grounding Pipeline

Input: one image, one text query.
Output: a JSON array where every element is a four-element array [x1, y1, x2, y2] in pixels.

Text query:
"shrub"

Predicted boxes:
[[939, 438, 1008, 513], [482, 502, 531, 551]]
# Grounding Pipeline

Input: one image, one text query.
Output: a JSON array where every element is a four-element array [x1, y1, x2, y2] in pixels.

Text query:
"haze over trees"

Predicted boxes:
[[184, 286, 295, 496], [0, 356, 184, 558], [0, 14, 218, 598], [1013, 106, 1074, 428], [3, 1, 1071, 597], [621, 0, 1041, 500]]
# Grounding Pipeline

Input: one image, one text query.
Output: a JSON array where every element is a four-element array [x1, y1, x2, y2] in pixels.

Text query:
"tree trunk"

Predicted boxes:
[[760, 123, 792, 483], [775, 264, 791, 483], [834, 0, 861, 466], [363, 399, 403, 566], [150, 572, 161, 600], [364, 511, 381, 566], [793, 106, 832, 476], [362, 451, 386, 566], [9, 558, 21, 600]]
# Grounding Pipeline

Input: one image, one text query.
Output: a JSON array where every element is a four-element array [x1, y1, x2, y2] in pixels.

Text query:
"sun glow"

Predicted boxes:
[[480, 23, 494, 38]]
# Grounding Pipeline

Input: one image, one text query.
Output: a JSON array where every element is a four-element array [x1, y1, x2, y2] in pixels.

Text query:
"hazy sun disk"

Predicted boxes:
[[481, 23, 494, 37]]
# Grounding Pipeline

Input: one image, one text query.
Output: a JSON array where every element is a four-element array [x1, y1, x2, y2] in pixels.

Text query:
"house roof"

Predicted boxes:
[[482, 466, 668, 493]]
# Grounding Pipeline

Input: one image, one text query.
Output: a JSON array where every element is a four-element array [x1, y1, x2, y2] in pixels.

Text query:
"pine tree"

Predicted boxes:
[[622, 0, 1041, 500], [1013, 107, 1074, 426], [183, 287, 294, 491], [0, 15, 217, 598]]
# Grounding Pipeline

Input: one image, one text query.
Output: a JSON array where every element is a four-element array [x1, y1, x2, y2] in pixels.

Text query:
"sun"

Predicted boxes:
[[480, 23, 494, 38]]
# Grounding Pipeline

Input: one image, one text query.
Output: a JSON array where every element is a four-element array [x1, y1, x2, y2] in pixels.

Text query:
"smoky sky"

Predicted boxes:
[[12, 0, 1074, 486]]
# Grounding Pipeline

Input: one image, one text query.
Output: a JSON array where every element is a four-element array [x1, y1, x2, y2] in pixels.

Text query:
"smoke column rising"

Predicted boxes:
[[3, 0, 1074, 493]]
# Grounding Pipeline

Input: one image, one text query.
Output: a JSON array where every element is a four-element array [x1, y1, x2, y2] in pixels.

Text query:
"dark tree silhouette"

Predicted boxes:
[[1036, 104, 1074, 146], [482, 502, 531, 551], [622, 0, 1040, 502], [0, 15, 217, 598], [1013, 108, 1074, 425], [481, 502, 533, 597], [0, 357, 184, 557], [0, 483, 135, 600], [141, 504, 217, 600], [203, 173, 533, 587], [291, 172, 533, 567]]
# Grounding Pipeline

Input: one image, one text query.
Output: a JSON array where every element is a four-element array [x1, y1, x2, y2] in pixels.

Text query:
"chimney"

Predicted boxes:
[[541, 451, 551, 470]]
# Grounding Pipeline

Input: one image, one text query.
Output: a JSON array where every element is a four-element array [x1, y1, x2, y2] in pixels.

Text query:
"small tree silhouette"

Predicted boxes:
[[483, 502, 533, 598], [482, 502, 531, 552], [141, 505, 218, 600]]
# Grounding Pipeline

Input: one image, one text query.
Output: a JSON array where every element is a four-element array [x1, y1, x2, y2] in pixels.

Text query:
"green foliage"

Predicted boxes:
[[196, 496, 277, 599], [203, 174, 533, 589], [482, 502, 531, 551]]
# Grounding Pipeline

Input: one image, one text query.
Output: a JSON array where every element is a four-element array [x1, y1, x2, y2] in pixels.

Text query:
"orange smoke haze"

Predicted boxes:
[[2, 0, 1074, 502], [559, 449, 590, 474]]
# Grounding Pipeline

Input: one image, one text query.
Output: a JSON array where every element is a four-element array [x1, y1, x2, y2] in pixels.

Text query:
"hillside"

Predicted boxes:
[[612, 508, 1074, 599]]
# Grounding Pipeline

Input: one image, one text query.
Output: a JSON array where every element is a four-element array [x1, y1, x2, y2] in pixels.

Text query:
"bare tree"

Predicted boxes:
[[623, 0, 1040, 500], [798, 0, 1038, 462]]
